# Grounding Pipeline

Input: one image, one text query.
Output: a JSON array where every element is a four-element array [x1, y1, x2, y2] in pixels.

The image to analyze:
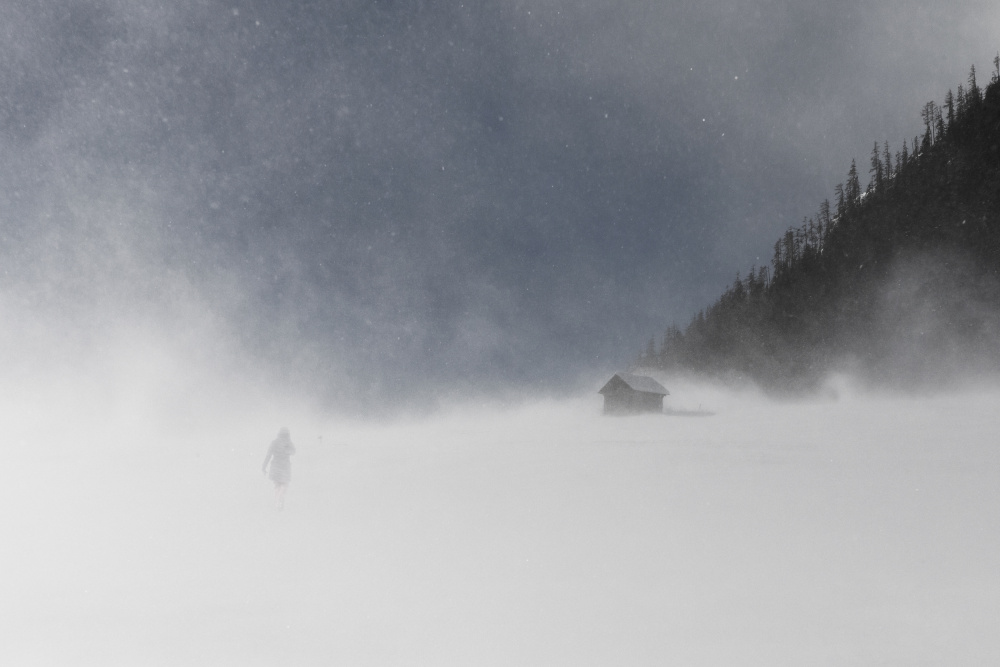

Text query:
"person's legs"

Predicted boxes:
[[274, 483, 287, 509]]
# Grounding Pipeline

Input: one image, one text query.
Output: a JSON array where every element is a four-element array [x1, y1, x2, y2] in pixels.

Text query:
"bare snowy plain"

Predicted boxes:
[[3, 369, 999, 666]]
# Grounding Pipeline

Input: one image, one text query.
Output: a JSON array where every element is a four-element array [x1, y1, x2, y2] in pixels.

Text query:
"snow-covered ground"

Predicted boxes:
[[3, 377, 999, 665]]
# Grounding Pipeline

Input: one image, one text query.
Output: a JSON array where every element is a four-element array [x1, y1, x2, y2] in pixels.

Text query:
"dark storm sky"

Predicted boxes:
[[1, 0, 997, 407]]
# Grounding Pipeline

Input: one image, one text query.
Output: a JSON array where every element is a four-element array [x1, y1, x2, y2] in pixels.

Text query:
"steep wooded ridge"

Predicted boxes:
[[640, 59, 1000, 391]]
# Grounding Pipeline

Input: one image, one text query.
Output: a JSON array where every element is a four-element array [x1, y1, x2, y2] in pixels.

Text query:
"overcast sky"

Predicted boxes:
[[1, 0, 998, 411]]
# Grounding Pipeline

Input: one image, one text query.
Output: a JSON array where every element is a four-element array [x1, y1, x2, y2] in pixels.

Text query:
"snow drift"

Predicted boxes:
[[2, 372, 999, 665]]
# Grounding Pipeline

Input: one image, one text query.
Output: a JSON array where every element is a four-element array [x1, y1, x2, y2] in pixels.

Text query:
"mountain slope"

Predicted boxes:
[[643, 61, 1000, 390]]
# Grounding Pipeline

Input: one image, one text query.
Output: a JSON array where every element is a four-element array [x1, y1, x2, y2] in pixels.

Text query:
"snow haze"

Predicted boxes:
[[2, 2, 999, 404], [4, 374, 998, 665], [2, 4, 999, 662]]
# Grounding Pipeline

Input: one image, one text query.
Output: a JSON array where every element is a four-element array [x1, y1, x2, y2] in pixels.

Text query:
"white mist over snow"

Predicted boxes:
[[2, 373, 999, 665]]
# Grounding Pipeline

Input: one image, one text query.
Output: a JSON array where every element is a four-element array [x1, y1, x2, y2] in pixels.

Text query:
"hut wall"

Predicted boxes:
[[602, 389, 663, 415]]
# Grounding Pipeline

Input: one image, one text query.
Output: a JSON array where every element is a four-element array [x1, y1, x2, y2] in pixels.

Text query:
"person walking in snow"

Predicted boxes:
[[262, 427, 296, 510]]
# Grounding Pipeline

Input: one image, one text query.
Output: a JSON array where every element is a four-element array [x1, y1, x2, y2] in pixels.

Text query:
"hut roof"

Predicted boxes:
[[599, 372, 669, 396]]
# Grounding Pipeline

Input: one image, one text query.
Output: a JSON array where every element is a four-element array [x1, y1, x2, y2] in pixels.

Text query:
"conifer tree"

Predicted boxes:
[[757, 265, 769, 288], [869, 142, 883, 192], [807, 217, 819, 250], [819, 199, 832, 241], [731, 272, 746, 302], [921, 101, 933, 141], [968, 65, 981, 107], [846, 161, 861, 209], [782, 229, 795, 267], [882, 141, 893, 184], [920, 101, 935, 150]]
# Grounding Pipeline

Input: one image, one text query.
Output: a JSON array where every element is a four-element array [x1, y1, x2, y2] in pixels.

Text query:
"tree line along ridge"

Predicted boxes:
[[638, 56, 1000, 391]]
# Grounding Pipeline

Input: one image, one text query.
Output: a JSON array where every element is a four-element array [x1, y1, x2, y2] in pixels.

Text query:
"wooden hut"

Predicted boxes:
[[598, 372, 669, 415]]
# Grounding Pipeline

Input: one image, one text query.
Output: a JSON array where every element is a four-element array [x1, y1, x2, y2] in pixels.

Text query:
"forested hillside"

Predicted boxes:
[[640, 58, 1000, 390]]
